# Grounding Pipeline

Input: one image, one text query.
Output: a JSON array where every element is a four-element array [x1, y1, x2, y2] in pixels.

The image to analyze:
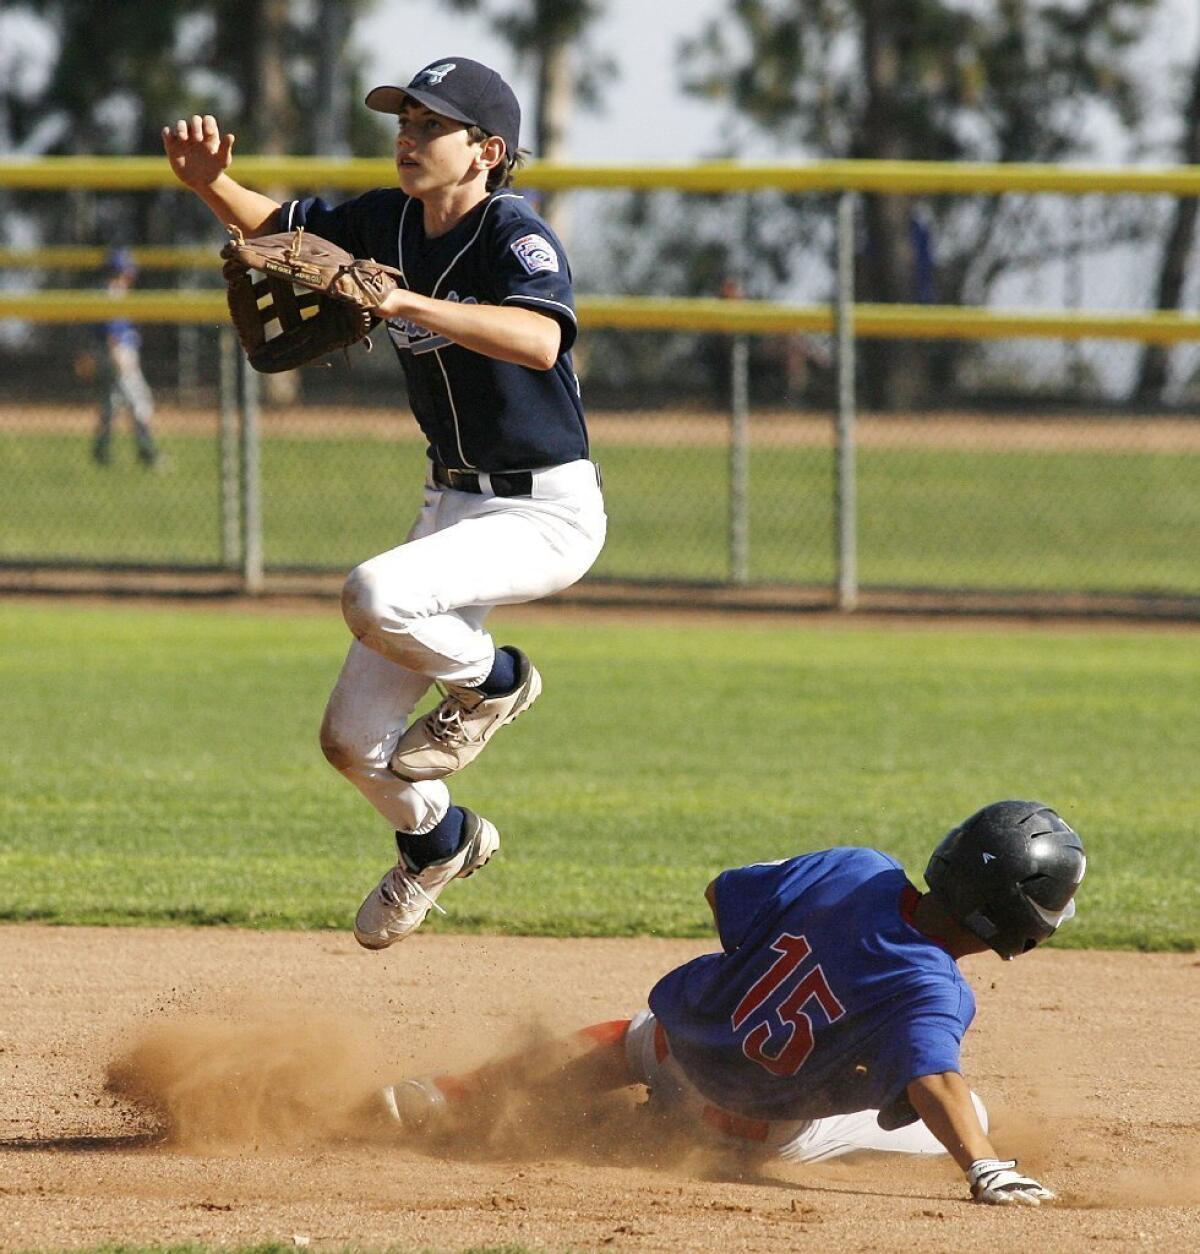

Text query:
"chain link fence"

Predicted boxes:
[[2, 171, 1199, 614]]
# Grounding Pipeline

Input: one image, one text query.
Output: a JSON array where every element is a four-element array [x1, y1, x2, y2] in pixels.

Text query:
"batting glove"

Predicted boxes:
[[966, 1158, 1056, 1206]]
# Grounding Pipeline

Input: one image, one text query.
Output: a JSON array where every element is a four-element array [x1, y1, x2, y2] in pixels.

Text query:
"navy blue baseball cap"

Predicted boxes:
[[366, 57, 520, 156]]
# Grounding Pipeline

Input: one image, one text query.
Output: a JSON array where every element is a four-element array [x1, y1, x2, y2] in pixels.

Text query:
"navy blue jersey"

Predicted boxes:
[[648, 849, 975, 1127], [279, 189, 588, 472]]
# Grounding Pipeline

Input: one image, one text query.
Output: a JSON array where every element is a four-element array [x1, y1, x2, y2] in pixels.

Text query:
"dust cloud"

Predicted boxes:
[[106, 999, 1198, 1211], [105, 1009, 724, 1178], [105, 1009, 394, 1151]]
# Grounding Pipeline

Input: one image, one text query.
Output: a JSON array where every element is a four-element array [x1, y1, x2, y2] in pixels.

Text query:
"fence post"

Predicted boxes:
[[729, 331, 751, 584], [217, 327, 241, 568], [237, 351, 263, 594], [834, 191, 859, 612], [176, 269, 199, 404]]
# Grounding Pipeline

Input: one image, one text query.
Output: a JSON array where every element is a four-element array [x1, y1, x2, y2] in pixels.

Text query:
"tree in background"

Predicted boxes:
[[5, 0, 379, 249], [674, 0, 1159, 408], [1133, 47, 1200, 406], [446, 0, 615, 237], [2, 0, 380, 404], [12, 0, 381, 157]]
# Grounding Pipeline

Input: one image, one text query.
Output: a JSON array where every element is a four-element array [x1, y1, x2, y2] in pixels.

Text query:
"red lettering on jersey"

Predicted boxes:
[[731, 933, 811, 1030], [734, 932, 847, 1078]]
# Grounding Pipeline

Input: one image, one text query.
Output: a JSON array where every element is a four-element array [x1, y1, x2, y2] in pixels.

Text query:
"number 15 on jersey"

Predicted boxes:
[[731, 933, 846, 1077]]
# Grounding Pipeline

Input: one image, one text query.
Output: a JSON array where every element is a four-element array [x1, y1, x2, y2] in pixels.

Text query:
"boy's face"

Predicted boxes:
[[393, 100, 498, 198]]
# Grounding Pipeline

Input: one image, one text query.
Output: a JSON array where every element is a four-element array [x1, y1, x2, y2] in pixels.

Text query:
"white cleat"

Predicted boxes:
[[389, 647, 542, 781], [354, 809, 499, 950]]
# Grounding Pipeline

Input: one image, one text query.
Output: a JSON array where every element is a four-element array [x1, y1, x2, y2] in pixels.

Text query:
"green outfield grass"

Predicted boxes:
[[3, 431, 1198, 591], [0, 601, 1196, 950]]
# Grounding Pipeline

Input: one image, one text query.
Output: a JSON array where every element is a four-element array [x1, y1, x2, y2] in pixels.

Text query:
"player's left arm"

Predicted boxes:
[[907, 1071, 1056, 1206], [906, 1071, 993, 1168], [368, 289, 561, 370], [704, 878, 720, 929]]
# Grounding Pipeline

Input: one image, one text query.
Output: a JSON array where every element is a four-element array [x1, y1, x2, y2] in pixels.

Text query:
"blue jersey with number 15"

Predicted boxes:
[[647, 848, 975, 1128]]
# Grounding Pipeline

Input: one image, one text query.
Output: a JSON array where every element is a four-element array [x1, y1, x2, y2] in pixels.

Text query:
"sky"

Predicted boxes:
[[354, 0, 1200, 164], [349, 0, 1200, 399], [2, 0, 1197, 161], [354, 0, 735, 163]]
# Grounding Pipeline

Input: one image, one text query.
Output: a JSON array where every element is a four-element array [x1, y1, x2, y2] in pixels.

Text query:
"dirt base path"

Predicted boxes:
[[1, 927, 1197, 1252]]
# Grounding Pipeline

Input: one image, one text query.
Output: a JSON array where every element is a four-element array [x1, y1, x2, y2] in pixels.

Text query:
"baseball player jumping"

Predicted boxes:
[[163, 59, 606, 947], [378, 801, 1085, 1206]]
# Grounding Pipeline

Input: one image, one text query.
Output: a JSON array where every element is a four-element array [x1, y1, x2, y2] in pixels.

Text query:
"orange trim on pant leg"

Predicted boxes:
[[701, 1104, 771, 1143], [576, 1019, 631, 1048], [653, 1021, 669, 1063], [433, 1022, 632, 1103], [432, 1072, 477, 1102]]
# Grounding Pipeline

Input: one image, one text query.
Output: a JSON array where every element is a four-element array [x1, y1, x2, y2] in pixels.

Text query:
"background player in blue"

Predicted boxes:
[[376, 801, 1086, 1207], [91, 249, 160, 469], [163, 59, 606, 947]]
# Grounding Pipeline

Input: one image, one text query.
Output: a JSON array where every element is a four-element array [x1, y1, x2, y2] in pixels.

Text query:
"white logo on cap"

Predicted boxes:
[[511, 233, 560, 275], [414, 62, 456, 86]]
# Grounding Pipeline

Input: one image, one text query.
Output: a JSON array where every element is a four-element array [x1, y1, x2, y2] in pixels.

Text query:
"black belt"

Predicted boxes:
[[432, 462, 534, 496]]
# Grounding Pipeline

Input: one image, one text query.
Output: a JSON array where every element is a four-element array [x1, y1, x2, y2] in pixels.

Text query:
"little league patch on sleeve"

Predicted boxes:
[[511, 233, 560, 275]]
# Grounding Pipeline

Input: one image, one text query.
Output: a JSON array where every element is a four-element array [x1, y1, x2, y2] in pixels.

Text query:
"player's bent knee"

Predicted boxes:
[[341, 561, 430, 645], [319, 736, 358, 773], [319, 732, 358, 773], [340, 564, 382, 641], [319, 712, 360, 772]]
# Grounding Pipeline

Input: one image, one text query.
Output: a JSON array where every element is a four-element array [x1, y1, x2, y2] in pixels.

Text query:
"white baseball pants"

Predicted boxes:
[[95, 349, 156, 459], [624, 1010, 988, 1163], [320, 458, 606, 834]]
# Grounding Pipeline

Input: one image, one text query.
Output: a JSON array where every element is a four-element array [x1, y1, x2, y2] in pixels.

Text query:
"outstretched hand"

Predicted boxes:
[[967, 1158, 1056, 1206], [162, 114, 235, 189]]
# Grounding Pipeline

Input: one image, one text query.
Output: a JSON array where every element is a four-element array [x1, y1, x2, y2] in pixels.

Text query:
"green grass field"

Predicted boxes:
[[3, 431, 1198, 591], [1, 600, 1196, 950]]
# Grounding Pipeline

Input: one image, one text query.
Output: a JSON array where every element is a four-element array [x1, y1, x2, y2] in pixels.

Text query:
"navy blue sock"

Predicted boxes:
[[400, 806, 466, 869], [474, 645, 519, 697]]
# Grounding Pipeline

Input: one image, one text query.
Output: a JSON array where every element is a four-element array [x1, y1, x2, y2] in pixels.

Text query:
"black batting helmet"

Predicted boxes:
[[925, 800, 1086, 960]]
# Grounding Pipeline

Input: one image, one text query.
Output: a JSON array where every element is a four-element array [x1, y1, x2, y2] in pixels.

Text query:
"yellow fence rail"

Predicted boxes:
[[0, 246, 215, 270], [4, 157, 1200, 346], [4, 290, 1199, 344], [4, 155, 1200, 195], [3, 156, 1197, 611], [4, 150, 1197, 291]]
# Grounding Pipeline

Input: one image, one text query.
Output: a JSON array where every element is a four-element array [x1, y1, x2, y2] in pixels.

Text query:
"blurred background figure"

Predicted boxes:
[[92, 249, 159, 469]]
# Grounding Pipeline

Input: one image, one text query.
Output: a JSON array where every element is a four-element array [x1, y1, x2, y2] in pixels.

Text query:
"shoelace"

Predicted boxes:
[[425, 700, 469, 746], [379, 865, 447, 916]]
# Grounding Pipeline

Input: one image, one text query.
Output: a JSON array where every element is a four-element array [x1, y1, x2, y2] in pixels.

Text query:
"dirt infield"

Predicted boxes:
[[1, 927, 1196, 1252]]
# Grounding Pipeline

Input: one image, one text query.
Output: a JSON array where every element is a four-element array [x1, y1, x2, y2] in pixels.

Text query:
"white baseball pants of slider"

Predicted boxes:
[[320, 458, 606, 835], [624, 1010, 989, 1164]]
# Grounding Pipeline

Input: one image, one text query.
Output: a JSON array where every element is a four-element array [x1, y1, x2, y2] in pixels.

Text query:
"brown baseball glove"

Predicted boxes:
[[220, 226, 403, 373]]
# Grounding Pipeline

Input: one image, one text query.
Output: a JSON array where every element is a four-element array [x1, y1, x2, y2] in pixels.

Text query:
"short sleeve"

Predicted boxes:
[[874, 1001, 971, 1128], [490, 222, 578, 354], [277, 192, 389, 260], [713, 861, 795, 953]]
